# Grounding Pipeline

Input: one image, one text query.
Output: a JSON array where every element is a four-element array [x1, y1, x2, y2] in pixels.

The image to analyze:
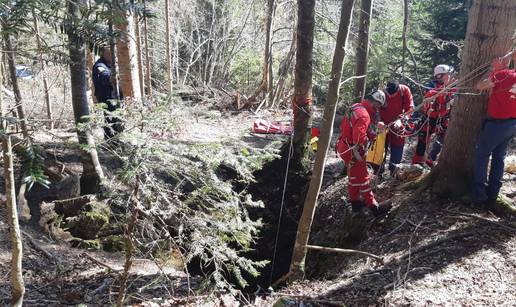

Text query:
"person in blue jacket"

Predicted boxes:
[[92, 47, 124, 141]]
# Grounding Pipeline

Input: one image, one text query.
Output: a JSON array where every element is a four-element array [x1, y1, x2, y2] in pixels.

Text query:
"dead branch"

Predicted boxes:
[[304, 245, 384, 263], [21, 231, 55, 262], [82, 253, 121, 273]]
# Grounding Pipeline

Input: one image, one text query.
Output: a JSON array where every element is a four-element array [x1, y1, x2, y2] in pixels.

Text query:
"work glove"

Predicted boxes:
[[392, 119, 403, 131], [377, 121, 386, 133], [351, 145, 366, 163]]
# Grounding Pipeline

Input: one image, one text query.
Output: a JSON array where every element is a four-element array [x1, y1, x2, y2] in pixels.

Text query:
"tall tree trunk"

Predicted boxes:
[[273, 30, 297, 106], [289, 0, 356, 281], [134, 16, 145, 101], [143, 0, 152, 96], [67, 0, 105, 194], [265, 0, 275, 106], [248, 0, 275, 104], [0, 41, 25, 306], [433, 0, 516, 196], [292, 0, 315, 162], [353, 0, 373, 102], [2, 135, 25, 307], [164, 0, 173, 93], [2, 31, 30, 140], [109, 17, 122, 101], [401, 0, 409, 74], [116, 10, 142, 100], [33, 9, 53, 130], [86, 48, 97, 104]]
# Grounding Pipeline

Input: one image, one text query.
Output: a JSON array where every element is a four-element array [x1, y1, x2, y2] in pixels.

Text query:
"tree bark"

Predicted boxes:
[[251, 0, 275, 104], [116, 9, 142, 100], [289, 0, 356, 281], [67, 0, 105, 194], [292, 0, 316, 162], [2, 135, 25, 307], [143, 0, 152, 96], [86, 48, 97, 104], [401, 0, 409, 74], [2, 30, 30, 140], [33, 9, 53, 130], [273, 29, 297, 107], [109, 17, 121, 101], [0, 34, 24, 306], [165, 0, 173, 94], [433, 0, 516, 197], [353, 0, 373, 102], [134, 16, 145, 101]]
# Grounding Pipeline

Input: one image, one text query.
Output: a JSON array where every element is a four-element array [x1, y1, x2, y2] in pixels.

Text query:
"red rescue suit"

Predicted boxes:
[[413, 84, 454, 164], [380, 84, 414, 146], [487, 69, 516, 119], [336, 100, 378, 207]]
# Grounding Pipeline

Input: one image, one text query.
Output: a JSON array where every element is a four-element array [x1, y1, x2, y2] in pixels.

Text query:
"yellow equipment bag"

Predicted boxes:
[[366, 130, 387, 166]]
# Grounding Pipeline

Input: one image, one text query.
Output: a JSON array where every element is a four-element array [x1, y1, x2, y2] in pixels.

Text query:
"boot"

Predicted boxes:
[[350, 201, 364, 212], [412, 154, 425, 165], [369, 201, 392, 217]]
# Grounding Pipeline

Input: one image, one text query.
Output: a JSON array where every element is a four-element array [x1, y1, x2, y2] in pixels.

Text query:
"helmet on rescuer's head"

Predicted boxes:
[[434, 64, 454, 77], [370, 90, 386, 107]]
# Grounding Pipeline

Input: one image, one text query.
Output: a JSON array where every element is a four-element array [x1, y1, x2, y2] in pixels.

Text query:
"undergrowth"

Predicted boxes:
[[101, 96, 280, 291]]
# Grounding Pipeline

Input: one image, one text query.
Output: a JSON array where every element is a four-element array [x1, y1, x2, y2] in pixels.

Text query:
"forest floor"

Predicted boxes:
[[1, 97, 515, 306]]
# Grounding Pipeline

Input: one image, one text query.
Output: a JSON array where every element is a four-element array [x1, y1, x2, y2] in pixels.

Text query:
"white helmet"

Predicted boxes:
[[434, 64, 454, 77], [371, 90, 386, 107]]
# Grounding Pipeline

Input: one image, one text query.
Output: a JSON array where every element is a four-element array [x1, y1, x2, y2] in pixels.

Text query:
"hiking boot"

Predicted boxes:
[[486, 195, 516, 215], [350, 201, 364, 213], [369, 201, 392, 217]]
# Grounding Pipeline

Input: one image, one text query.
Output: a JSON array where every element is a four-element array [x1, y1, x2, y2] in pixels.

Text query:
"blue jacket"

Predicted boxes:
[[92, 58, 123, 109]]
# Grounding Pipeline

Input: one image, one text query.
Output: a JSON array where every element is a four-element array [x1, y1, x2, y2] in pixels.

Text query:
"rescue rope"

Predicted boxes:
[[292, 96, 312, 123], [269, 127, 294, 286]]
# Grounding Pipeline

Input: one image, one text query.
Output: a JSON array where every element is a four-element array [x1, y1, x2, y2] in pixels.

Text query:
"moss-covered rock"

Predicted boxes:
[[65, 201, 110, 240]]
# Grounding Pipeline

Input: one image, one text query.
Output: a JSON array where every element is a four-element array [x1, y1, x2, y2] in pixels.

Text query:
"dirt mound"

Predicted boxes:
[[257, 168, 516, 306]]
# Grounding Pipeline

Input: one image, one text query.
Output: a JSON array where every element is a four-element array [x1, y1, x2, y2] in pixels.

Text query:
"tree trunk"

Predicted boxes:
[[165, 0, 173, 94], [433, 0, 516, 197], [292, 0, 316, 162], [33, 9, 53, 130], [353, 0, 373, 102], [109, 18, 122, 101], [289, 0, 356, 281], [86, 48, 97, 104], [256, 0, 274, 104], [401, 0, 409, 74], [135, 15, 145, 101], [143, 0, 152, 96], [116, 10, 142, 100], [273, 30, 297, 107], [67, 0, 105, 194], [0, 36, 24, 306], [2, 30, 30, 140], [2, 135, 25, 307]]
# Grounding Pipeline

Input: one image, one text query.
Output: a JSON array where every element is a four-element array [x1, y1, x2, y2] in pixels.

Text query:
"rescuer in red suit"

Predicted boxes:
[[379, 81, 414, 174], [412, 64, 455, 166], [336, 90, 393, 216]]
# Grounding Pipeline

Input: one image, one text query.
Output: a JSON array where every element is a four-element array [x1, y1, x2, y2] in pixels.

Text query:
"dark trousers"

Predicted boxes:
[[472, 119, 516, 201], [98, 99, 124, 141]]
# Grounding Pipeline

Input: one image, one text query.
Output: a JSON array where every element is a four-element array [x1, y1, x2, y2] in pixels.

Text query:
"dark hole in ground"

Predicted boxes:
[[243, 149, 311, 292]]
